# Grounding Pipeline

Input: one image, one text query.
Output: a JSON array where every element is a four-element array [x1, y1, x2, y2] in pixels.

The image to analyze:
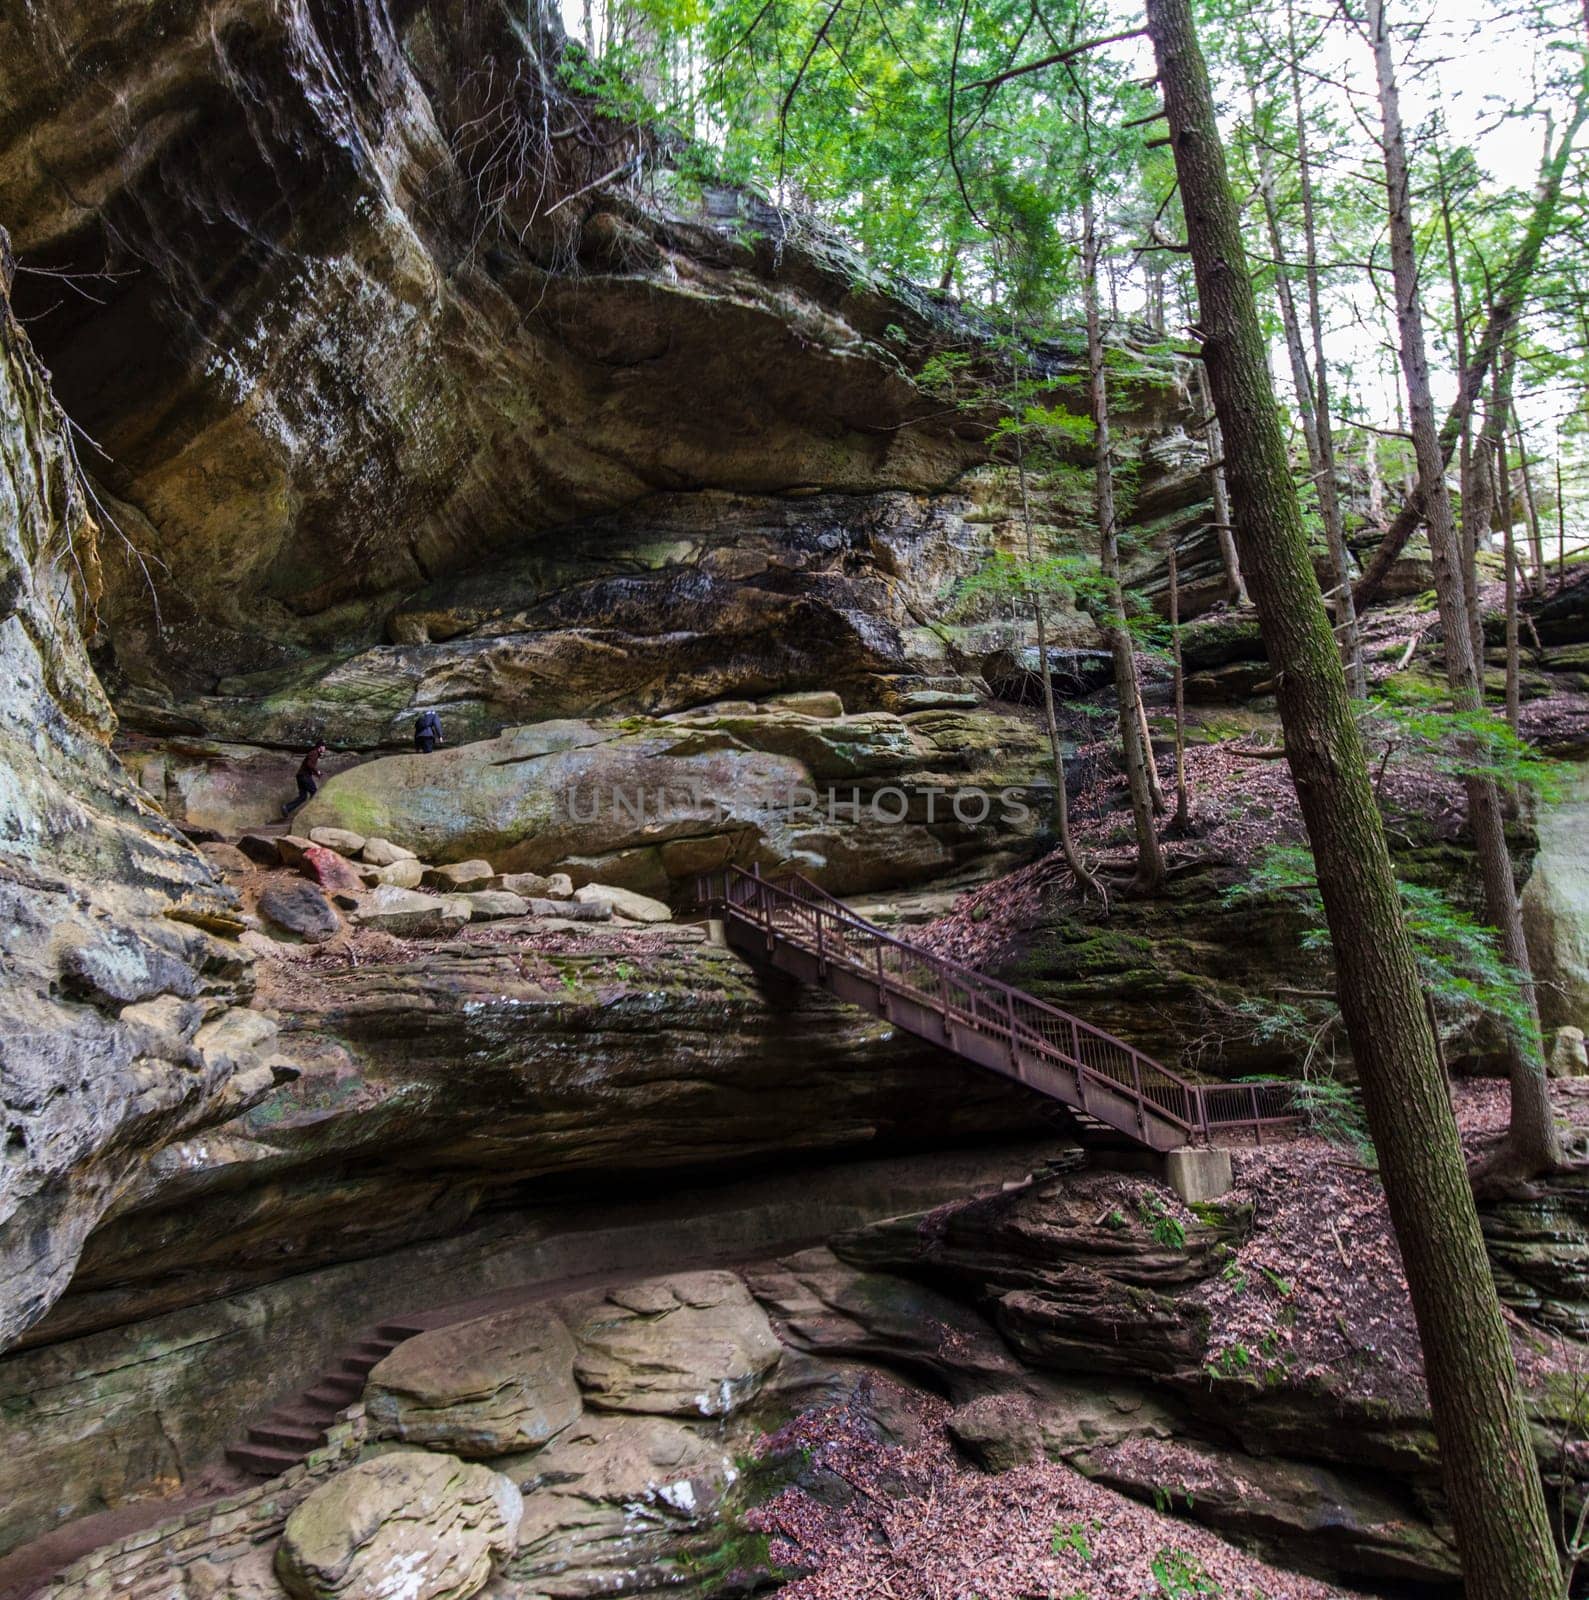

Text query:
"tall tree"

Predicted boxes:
[[1249, 93, 1365, 696], [1147, 0, 1561, 1592], [1195, 362, 1247, 604], [1354, 87, 1589, 607], [1085, 188, 1165, 892], [1366, 0, 1561, 1184]]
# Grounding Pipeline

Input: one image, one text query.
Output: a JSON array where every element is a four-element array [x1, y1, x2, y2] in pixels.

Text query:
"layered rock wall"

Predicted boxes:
[[0, 246, 279, 1348]]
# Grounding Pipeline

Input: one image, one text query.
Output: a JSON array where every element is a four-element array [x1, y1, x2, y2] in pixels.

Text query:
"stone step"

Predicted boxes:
[[247, 1420, 327, 1451], [304, 1377, 363, 1407], [375, 1319, 427, 1342], [225, 1442, 303, 1479], [261, 1401, 338, 1429]]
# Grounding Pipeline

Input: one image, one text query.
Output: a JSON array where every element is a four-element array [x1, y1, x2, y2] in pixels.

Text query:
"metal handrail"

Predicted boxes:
[[699, 866, 1297, 1143]]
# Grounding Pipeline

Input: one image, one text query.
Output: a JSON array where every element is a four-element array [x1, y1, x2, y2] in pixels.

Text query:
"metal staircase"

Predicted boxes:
[[698, 867, 1296, 1152]]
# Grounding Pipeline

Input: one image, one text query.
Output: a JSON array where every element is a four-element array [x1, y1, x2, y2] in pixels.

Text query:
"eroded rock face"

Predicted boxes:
[[1077, 1435, 1459, 1585], [24, 941, 1049, 1342], [0, 0, 1001, 714], [275, 1451, 521, 1600], [366, 1308, 581, 1458], [568, 1271, 782, 1417], [0, 262, 279, 1349], [296, 706, 1045, 896], [503, 1412, 736, 1595], [1523, 761, 1589, 1033]]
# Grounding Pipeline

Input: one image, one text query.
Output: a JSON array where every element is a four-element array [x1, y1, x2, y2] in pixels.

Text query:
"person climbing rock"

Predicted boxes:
[[414, 708, 444, 754], [282, 742, 326, 818]]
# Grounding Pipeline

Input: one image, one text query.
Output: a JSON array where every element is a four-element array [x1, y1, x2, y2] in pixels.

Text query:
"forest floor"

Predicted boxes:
[[744, 1078, 1589, 1600], [749, 1383, 1358, 1600]]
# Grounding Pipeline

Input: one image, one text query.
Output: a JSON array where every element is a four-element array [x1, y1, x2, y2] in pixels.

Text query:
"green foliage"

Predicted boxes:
[[1138, 1193, 1187, 1250], [1207, 1343, 1252, 1380], [950, 550, 1110, 619], [1149, 1547, 1221, 1597], [1292, 1077, 1373, 1160], [1226, 845, 1535, 1046], [1366, 678, 1563, 799], [1050, 1520, 1095, 1561]]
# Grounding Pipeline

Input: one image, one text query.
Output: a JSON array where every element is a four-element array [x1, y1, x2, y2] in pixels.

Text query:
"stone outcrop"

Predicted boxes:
[[20, 940, 1051, 1344], [1523, 761, 1589, 1033], [365, 1308, 581, 1458], [0, 1146, 1054, 1558], [274, 1451, 521, 1600], [504, 1412, 736, 1597], [1077, 1435, 1461, 1585], [296, 705, 1046, 896], [0, 249, 281, 1349], [258, 881, 341, 944], [0, 3, 951, 703], [566, 1270, 782, 1418]]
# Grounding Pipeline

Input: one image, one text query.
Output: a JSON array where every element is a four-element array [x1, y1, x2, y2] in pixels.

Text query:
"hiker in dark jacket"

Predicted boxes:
[[414, 709, 444, 754], [282, 742, 326, 818]]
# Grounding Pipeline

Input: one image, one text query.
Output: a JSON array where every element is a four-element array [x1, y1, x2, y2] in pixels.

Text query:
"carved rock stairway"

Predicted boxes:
[[224, 1319, 426, 1477], [699, 867, 1296, 1153]]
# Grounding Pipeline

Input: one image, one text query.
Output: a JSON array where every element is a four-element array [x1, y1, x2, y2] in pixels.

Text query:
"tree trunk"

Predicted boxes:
[[1364, 427, 1386, 526], [1169, 539, 1189, 830], [1497, 412, 1519, 734], [1137, 693, 1169, 814], [1504, 487, 1521, 735], [1559, 454, 1568, 590], [1019, 436, 1105, 904], [1352, 86, 1589, 608], [1436, 139, 1476, 625], [1085, 192, 1164, 892], [1513, 412, 1545, 597], [1366, 0, 1560, 1180], [1196, 362, 1247, 604], [1147, 0, 1562, 1592], [1284, 4, 1366, 696], [1253, 126, 1365, 697]]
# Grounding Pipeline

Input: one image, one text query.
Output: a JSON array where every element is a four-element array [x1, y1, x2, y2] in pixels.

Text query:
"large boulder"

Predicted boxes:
[[257, 881, 341, 944], [294, 710, 1043, 898], [198, 841, 253, 875], [361, 837, 417, 867], [367, 858, 425, 891], [507, 1413, 734, 1594], [574, 883, 672, 924], [459, 890, 531, 921], [236, 832, 284, 866], [490, 871, 570, 899], [424, 860, 496, 893], [366, 1308, 581, 1457], [300, 845, 365, 897], [1523, 762, 1589, 1032], [355, 885, 471, 937], [308, 827, 367, 857], [274, 1451, 521, 1600], [567, 1271, 781, 1417]]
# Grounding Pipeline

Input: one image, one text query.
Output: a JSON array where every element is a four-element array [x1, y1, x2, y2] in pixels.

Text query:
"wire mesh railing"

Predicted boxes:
[[698, 866, 1299, 1146]]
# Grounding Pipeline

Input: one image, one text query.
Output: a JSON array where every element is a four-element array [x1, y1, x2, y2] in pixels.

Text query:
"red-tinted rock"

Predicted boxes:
[[300, 845, 363, 896]]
